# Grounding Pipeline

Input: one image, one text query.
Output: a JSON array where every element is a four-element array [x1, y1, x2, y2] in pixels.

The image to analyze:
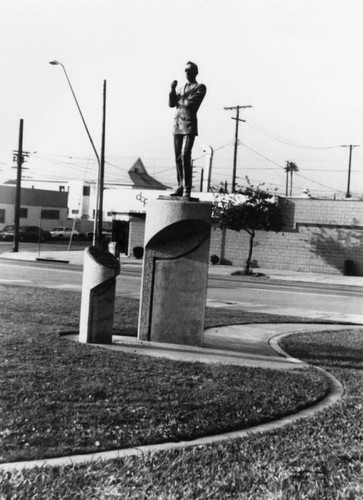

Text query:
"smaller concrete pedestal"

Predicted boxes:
[[79, 246, 120, 344], [138, 198, 212, 346]]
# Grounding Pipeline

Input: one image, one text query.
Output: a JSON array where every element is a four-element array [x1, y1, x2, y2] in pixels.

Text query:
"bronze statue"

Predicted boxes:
[[169, 61, 206, 199]]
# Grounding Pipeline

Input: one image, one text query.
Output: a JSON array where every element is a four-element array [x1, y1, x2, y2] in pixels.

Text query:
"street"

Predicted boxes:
[[0, 257, 362, 323]]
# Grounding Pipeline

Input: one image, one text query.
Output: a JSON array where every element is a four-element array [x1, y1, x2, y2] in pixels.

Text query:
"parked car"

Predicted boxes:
[[86, 230, 112, 241], [0, 225, 51, 242], [0, 225, 15, 241], [50, 227, 80, 240]]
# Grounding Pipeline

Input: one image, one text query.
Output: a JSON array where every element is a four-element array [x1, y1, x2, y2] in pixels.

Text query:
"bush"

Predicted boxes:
[[210, 254, 220, 265], [133, 246, 144, 259]]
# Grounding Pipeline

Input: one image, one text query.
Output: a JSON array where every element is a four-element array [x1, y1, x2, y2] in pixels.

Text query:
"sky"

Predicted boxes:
[[1, 0, 363, 198]]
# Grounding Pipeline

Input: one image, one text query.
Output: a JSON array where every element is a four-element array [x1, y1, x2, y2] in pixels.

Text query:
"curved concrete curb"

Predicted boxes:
[[269, 332, 344, 413], [0, 330, 345, 471]]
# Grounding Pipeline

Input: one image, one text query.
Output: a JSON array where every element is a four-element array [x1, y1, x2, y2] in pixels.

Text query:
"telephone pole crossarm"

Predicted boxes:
[[223, 105, 252, 111]]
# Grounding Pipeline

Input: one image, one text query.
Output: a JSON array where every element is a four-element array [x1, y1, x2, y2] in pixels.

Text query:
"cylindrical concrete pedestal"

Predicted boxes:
[[79, 246, 120, 344], [138, 198, 212, 346]]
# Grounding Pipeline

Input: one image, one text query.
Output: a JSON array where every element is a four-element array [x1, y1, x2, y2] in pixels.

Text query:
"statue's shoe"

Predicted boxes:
[[170, 186, 183, 196], [182, 188, 191, 199]]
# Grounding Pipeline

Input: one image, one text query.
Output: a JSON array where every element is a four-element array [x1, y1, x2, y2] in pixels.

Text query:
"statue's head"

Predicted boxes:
[[185, 61, 199, 80]]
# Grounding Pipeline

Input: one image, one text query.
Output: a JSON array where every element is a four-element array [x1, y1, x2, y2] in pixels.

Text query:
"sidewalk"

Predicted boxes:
[[74, 323, 361, 371], [1, 248, 363, 288]]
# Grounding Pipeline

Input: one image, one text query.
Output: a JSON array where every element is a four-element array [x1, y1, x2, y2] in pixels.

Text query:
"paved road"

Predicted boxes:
[[207, 274, 363, 323], [1, 259, 362, 323]]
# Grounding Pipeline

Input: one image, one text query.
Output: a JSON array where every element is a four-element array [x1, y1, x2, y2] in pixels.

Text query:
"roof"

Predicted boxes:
[[0, 185, 68, 208], [3, 157, 171, 191], [127, 159, 170, 190]]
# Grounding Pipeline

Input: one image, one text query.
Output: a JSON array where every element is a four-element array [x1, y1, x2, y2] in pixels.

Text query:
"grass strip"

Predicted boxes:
[[0, 284, 329, 465], [1, 328, 362, 499]]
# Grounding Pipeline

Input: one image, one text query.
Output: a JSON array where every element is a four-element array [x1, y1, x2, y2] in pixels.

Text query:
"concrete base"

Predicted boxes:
[[138, 198, 212, 346], [79, 247, 120, 344], [158, 195, 200, 202]]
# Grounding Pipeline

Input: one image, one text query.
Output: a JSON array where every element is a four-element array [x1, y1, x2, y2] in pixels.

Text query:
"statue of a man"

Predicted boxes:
[[169, 61, 207, 199]]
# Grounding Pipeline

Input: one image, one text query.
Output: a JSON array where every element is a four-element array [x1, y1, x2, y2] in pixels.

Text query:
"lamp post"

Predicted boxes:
[[49, 60, 104, 246], [200, 144, 214, 192]]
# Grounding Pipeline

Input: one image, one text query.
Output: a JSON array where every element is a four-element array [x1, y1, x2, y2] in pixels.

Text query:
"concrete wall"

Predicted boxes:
[[281, 198, 363, 228], [209, 198, 363, 275], [129, 198, 363, 276]]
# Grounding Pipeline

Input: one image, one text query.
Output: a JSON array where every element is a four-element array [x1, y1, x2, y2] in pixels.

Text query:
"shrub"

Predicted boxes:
[[210, 254, 220, 265], [133, 246, 144, 259]]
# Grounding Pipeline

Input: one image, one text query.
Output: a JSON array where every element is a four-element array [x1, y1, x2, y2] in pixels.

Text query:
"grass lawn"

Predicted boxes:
[[1, 284, 362, 499], [0, 285, 329, 465], [1, 327, 362, 499]]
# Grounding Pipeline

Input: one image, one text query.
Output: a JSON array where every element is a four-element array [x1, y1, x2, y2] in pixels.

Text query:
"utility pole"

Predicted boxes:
[[224, 105, 252, 192], [12, 119, 28, 253], [341, 144, 359, 198]]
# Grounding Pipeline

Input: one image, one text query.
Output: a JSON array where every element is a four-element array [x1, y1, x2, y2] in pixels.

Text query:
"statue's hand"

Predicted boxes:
[[171, 80, 178, 91]]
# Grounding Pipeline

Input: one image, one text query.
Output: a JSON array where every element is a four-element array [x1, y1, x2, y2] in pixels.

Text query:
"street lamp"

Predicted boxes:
[[49, 60, 105, 246], [200, 144, 214, 192]]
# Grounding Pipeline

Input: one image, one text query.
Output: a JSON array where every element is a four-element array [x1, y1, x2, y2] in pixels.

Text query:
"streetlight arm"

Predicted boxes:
[[49, 61, 100, 166]]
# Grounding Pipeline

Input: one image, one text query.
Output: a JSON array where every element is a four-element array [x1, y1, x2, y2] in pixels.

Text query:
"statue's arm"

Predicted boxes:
[[183, 84, 207, 109], [169, 89, 178, 108], [169, 80, 179, 108]]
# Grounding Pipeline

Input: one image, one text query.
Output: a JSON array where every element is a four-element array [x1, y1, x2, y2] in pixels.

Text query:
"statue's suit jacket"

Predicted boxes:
[[169, 82, 207, 136]]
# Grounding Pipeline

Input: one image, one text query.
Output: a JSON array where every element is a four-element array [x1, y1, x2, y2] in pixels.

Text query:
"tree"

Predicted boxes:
[[213, 182, 284, 275], [285, 161, 299, 196]]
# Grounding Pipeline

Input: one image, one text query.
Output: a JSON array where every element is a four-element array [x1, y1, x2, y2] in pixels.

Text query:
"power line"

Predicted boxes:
[[240, 142, 346, 194], [241, 142, 285, 170], [294, 171, 345, 193], [246, 119, 341, 150], [192, 141, 234, 163]]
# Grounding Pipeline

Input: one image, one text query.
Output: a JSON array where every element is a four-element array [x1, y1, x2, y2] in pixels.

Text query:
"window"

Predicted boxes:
[[41, 209, 60, 220], [83, 186, 91, 196], [72, 209, 79, 215], [0, 209, 5, 223], [19, 208, 28, 218]]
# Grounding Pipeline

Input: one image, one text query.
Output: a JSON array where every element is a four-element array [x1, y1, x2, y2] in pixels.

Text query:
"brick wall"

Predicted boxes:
[[210, 198, 363, 275], [129, 198, 363, 276], [282, 198, 363, 228]]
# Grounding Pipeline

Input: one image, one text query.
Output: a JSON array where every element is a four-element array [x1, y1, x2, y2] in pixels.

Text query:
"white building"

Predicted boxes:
[[0, 184, 68, 230], [19, 158, 171, 220], [3, 157, 215, 253]]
